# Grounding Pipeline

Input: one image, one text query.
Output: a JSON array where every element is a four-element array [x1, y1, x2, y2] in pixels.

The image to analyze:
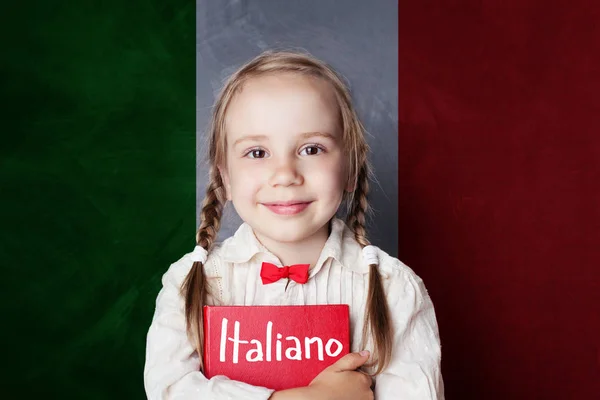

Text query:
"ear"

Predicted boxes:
[[345, 175, 356, 193], [218, 166, 232, 201]]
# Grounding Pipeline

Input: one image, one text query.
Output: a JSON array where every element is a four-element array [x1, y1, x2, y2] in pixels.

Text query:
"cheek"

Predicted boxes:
[[227, 160, 264, 199], [305, 157, 347, 193]]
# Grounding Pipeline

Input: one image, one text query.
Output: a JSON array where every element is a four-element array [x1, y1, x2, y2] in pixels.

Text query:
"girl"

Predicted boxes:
[[144, 50, 444, 400]]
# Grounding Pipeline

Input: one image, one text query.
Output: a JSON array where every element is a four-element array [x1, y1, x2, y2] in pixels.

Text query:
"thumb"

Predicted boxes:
[[332, 351, 370, 372]]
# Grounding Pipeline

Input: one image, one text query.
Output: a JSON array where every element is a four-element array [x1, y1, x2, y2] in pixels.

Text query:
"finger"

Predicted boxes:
[[355, 370, 373, 388], [332, 351, 370, 372]]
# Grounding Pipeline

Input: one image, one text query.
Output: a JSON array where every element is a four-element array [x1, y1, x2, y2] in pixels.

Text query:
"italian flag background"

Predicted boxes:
[[1, 1, 196, 398], [2, 1, 600, 400]]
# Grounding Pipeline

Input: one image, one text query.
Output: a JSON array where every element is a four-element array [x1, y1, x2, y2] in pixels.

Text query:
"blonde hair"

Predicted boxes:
[[182, 50, 392, 375]]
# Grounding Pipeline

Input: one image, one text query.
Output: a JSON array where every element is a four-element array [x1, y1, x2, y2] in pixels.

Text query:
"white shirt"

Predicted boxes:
[[144, 218, 444, 399]]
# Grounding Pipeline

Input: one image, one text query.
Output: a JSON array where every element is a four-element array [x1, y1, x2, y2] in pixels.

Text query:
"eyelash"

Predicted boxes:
[[243, 144, 326, 159], [299, 144, 326, 156], [243, 147, 268, 159]]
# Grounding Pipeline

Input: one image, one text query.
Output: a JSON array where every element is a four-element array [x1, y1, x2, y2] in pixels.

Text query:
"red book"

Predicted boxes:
[[203, 304, 350, 391]]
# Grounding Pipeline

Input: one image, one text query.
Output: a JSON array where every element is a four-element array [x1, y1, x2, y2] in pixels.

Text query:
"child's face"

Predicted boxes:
[[221, 73, 350, 245]]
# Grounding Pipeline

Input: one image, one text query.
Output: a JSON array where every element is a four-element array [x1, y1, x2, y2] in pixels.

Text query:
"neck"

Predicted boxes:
[[254, 222, 331, 267]]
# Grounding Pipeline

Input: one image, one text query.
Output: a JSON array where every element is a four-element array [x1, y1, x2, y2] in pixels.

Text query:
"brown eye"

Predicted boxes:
[[300, 145, 324, 156], [248, 149, 267, 159]]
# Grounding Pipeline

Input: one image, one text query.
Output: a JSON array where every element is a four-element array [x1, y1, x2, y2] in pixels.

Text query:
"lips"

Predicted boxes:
[[261, 201, 313, 216]]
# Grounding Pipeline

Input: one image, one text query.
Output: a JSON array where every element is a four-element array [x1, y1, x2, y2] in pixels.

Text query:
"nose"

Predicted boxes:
[[268, 157, 303, 187]]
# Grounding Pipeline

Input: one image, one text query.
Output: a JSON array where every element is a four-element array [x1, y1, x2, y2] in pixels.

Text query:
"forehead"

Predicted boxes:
[[224, 73, 340, 140]]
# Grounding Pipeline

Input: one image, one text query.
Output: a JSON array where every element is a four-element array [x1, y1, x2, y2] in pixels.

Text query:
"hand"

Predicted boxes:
[[269, 351, 373, 400], [307, 350, 374, 400]]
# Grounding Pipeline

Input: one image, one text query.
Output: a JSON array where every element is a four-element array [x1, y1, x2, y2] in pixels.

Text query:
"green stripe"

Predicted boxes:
[[1, 1, 195, 398]]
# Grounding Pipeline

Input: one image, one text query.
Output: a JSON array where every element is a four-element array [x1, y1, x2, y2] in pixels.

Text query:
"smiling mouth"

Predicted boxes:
[[261, 201, 313, 215]]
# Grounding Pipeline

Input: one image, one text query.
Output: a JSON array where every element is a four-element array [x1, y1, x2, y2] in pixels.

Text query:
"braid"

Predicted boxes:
[[195, 167, 227, 249], [348, 162, 393, 376], [181, 167, 226, 370], [347, 163, 371, 247]]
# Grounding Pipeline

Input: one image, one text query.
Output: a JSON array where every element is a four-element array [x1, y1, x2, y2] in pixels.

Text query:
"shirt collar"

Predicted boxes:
[[219, 217, 370, 275]]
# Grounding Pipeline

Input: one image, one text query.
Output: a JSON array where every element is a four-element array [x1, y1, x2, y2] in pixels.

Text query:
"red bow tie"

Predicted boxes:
[[260, 262, 310, 285]]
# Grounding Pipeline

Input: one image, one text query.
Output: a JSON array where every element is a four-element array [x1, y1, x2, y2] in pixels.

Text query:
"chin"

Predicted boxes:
[[250, 216, 327, 244]]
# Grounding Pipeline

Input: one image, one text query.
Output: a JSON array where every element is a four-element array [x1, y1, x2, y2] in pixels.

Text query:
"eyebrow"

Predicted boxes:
[[298, 131, 336, 141], [233, 135, 268, 147], [233, 131, 336, 147]]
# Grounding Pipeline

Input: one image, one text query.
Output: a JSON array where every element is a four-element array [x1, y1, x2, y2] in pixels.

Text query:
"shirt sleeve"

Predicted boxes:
[[143, 256, 276, 400], [374, 262, 445, 400]]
